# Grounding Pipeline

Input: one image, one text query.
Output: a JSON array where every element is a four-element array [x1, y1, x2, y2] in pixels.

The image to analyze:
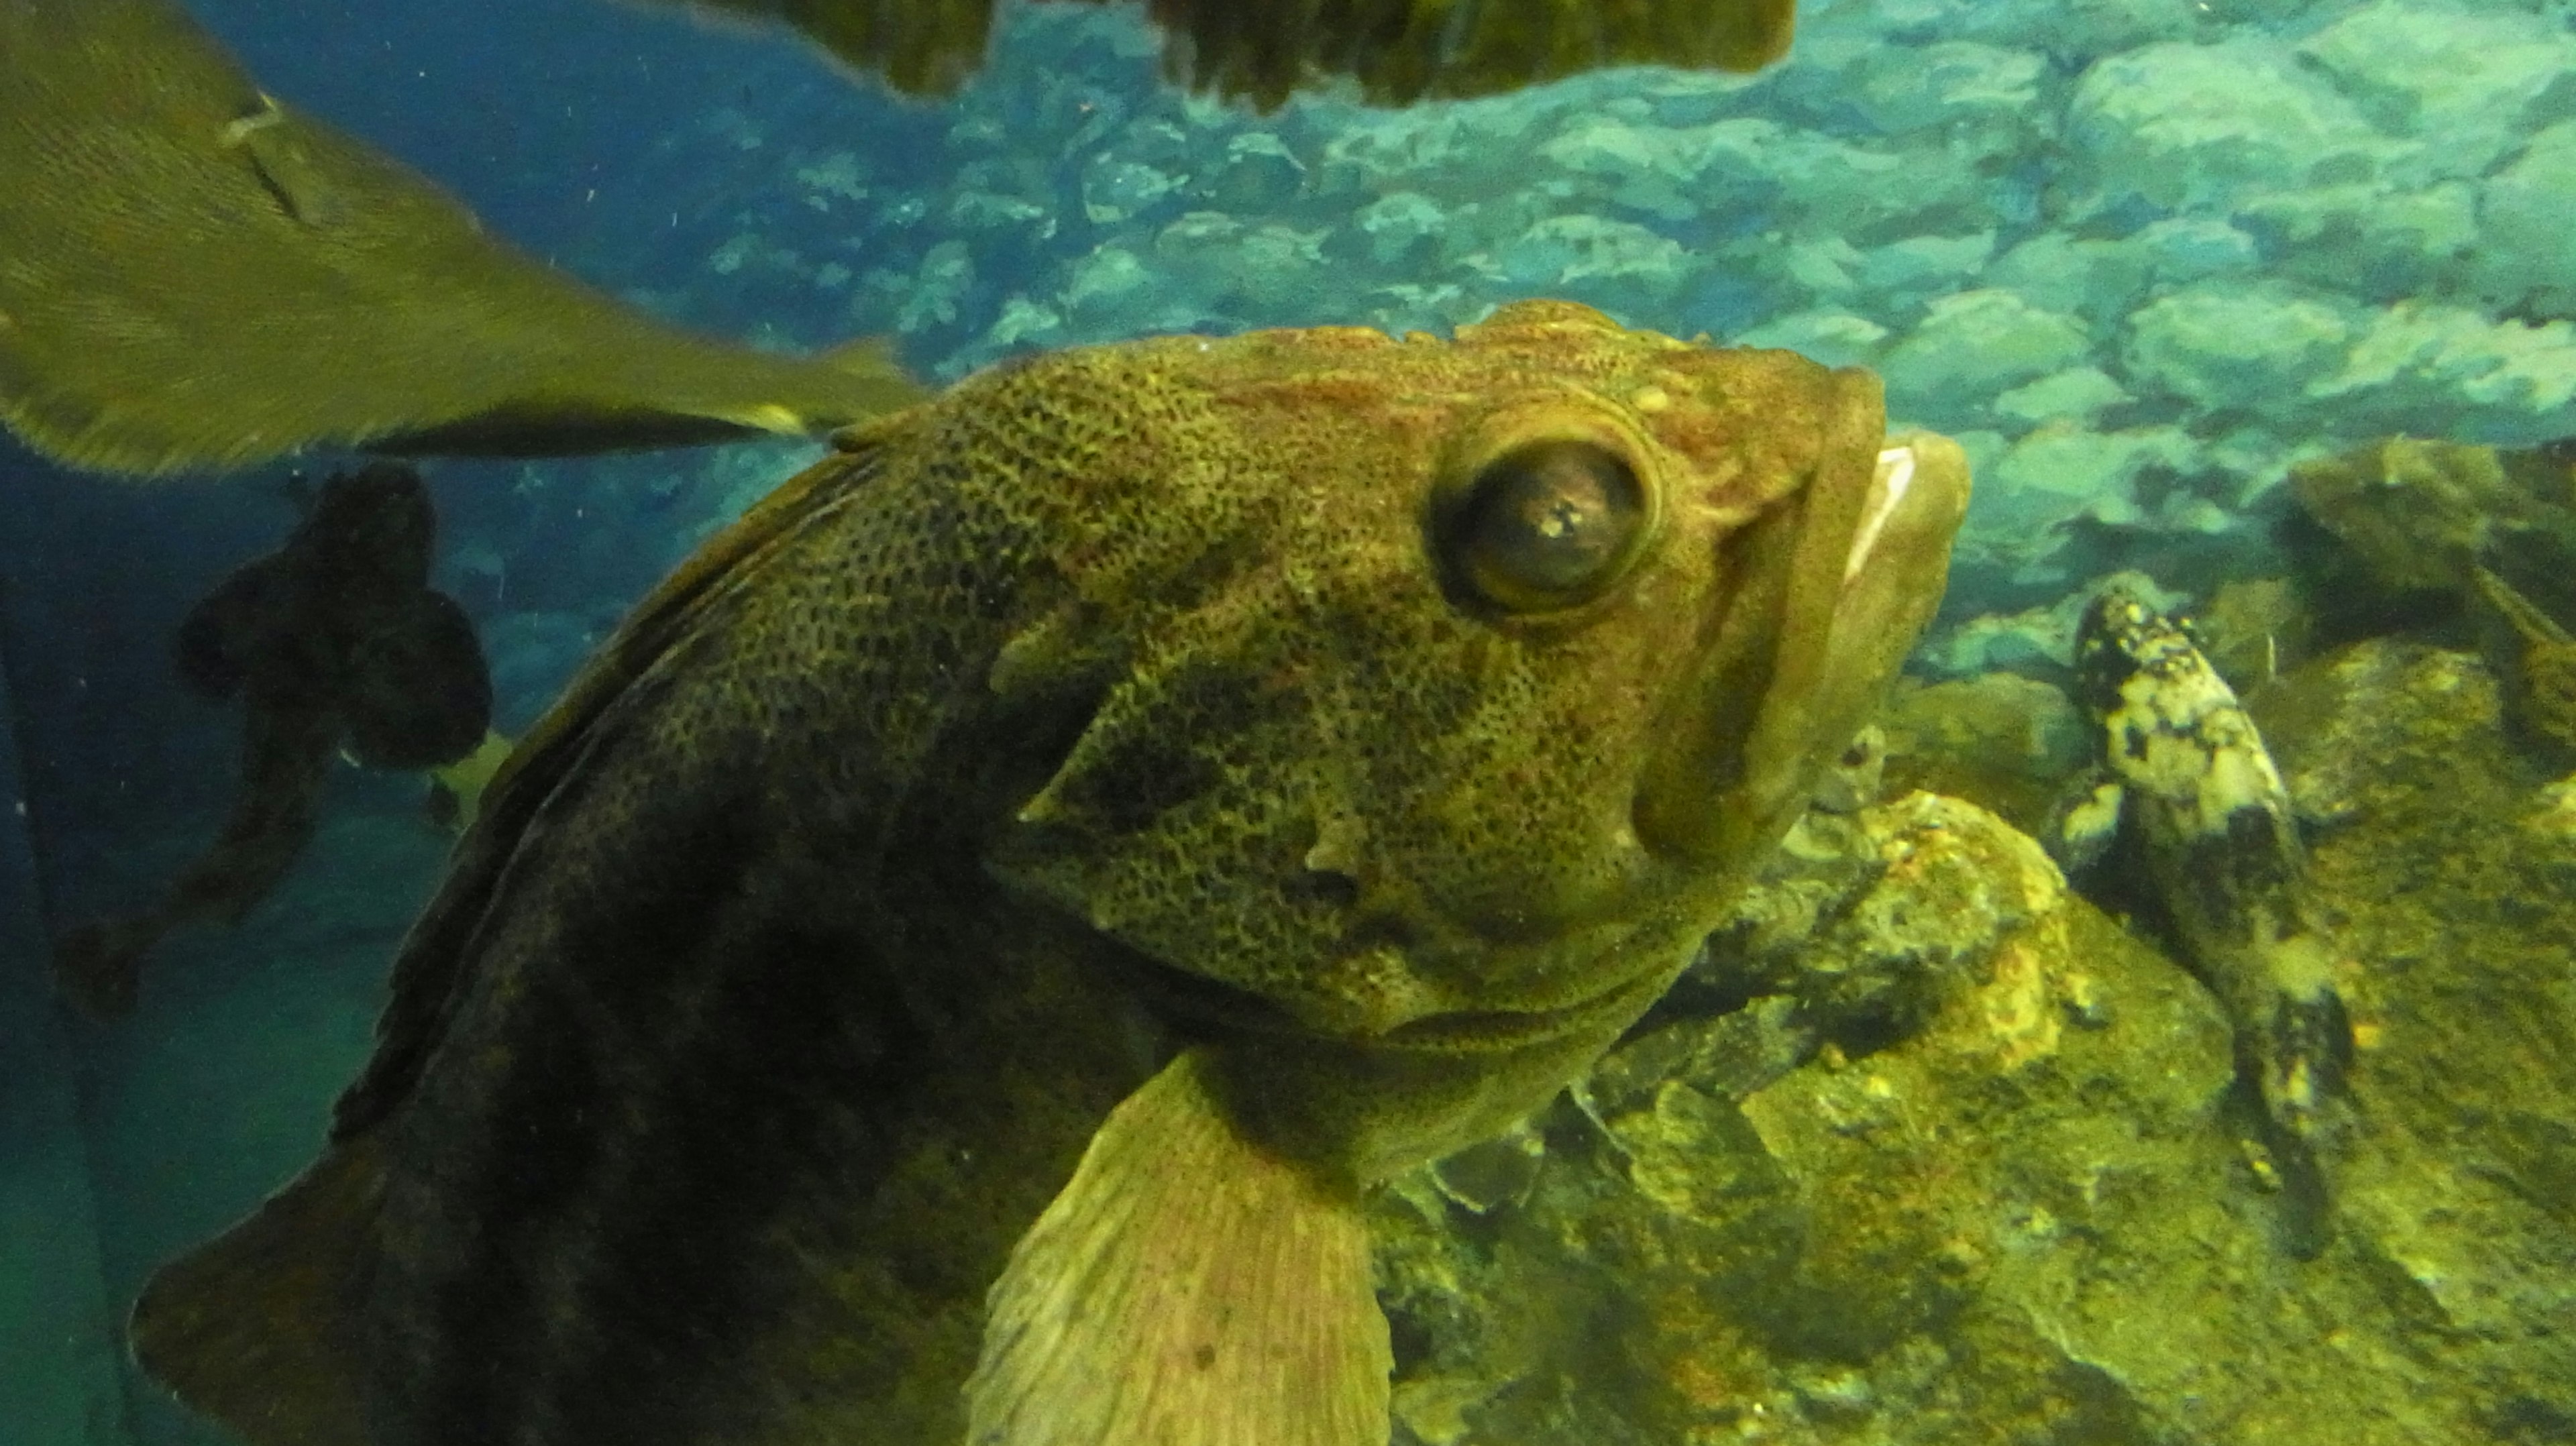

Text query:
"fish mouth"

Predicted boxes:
[[1634, 411, 1968, 872], [1845, 443, 1918, 583], [1112, 915, 1684, 1058], [1367, 956, 1680, 1054]]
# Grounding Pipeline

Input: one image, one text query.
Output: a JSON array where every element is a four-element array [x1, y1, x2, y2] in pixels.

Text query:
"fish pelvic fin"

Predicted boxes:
[[965, 1046, 1392, 1446]]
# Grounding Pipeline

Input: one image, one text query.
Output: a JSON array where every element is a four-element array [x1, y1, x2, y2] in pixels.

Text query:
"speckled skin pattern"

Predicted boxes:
[[134, 301, 1963, 1446], [2066, 583, 2355, 1254]]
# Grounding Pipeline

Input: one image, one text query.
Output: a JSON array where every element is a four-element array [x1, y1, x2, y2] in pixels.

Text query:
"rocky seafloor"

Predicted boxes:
[[1370, 625, 2576, 1445]]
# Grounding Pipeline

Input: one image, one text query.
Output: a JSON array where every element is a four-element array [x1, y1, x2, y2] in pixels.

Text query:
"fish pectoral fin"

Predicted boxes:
[[965, 1046, 1393, 1446], [0, 0, 928, 476], [343, 591, 494, 771], [2043, 771, 2127, 878], [131, 1137, 386, 1446]]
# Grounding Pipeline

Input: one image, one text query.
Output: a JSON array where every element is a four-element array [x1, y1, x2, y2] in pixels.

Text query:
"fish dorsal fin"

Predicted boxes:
[[129, 1138, 386, 1446], [331, 442, 878, 1136], [966, 1047, 1391, 1446]]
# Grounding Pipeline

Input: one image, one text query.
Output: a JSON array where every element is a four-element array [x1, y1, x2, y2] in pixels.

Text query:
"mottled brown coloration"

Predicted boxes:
[[0, 0, 922, 476], [135, 302, 1964, 1446], [54, 463, 490, 1019], [649, 0, 1797, 108]]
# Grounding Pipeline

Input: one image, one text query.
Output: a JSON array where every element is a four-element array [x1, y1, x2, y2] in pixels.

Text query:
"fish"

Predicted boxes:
[[52, 462, 492, 1019], [0, 0, 924, 477], [651, 0, 1799, 107], [2051, 580, 2354, 1257], [130, 301, 1966, 1446]]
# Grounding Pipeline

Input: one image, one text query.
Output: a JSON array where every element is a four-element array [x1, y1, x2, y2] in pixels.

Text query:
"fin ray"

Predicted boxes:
[[966, 1048, 1391, 1446]]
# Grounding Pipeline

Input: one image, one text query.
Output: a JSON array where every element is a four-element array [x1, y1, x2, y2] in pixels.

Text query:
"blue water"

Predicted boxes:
[[3, 0, 2571, 1441]]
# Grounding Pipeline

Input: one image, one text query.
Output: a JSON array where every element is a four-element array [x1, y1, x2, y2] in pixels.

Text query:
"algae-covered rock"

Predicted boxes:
[[2288, 435, 2576, 594], [1374, 679, 2576, 1443], [2254, 638, 2576, 1431], [1878, 673, 2091, 833]]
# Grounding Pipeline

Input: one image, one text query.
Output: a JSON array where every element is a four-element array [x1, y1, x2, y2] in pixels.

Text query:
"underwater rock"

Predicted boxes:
[[1981, 422, 2201, 534], [1489, 215, 1695, 315], [1371, 793, 2247, 1444], [1990, 366, 2131, 427], [2318, 302, 2576, 444], [2064, 38, 2390, 215], [2468, 565, 2576, 768], [1845, 40, 2049, 150], [2288, 435, 2576, 596], [2295, 0, 2576, 182], [2286, 435, 2576, 767], [2122, 280, 2356, 413], [2251, 638, 2576, 1430], [2241, 180, 2479, 302], [1877, 672, 2091, 833], [2195, 575, 2314, 694], [1376, 680, 2576, 1443], [1733, 309, 1892, 372], [1984, 231, 2156, 326], [2478, 120, 2576, 323], [1877, 290, 2092, 417]]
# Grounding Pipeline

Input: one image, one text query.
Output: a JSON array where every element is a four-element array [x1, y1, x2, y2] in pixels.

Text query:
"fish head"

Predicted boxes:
[[298, 460, 437, 587], [984, 301, 1964, 1151]]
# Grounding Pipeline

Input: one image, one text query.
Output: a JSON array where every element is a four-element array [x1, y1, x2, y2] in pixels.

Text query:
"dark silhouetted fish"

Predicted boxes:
[[53, 462, 492, 1017]]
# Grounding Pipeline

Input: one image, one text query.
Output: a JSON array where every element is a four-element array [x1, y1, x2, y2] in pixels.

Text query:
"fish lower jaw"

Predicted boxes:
[[1356, 950, 1693, 1056]]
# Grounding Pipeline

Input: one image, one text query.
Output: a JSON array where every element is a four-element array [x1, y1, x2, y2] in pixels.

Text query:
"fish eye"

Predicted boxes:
[[1442, 439, 1650, 614]]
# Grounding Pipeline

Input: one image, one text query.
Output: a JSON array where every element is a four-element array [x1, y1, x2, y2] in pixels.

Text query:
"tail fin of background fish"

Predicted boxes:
[[0, 0, 922, 478], [965, 1048, 1392, 1446], [2063, 581, 2356, 1258]]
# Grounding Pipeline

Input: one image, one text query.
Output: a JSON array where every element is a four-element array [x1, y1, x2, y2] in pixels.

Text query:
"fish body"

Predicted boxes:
[[649, 0, 1796, 106], [2055, 581, 2353, 1252], [133, 302, 1966, 1446], [52, 462, 490, 1017]]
